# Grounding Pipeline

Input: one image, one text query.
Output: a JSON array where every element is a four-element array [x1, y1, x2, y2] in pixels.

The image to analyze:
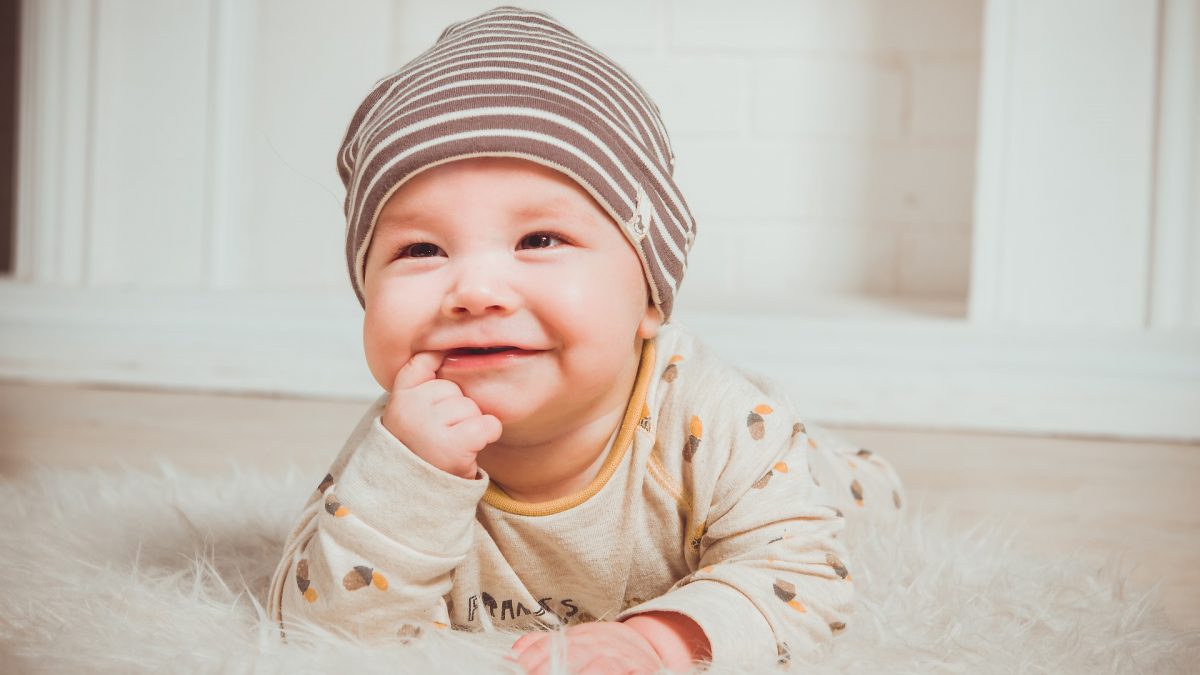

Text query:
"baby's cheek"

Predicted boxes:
[[361, 318, 407, 390]]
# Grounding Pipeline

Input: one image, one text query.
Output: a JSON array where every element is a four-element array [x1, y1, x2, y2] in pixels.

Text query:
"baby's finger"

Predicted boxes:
[[450, 414, 503, 448], [510, 631, 544, 659], [519, 634, 577, 675], [501, 653, 524, 674], [431, 396, 482, 427], [571, 655, 607, 675], [391, 351, 446, 392], [514, 636, 551, 675]]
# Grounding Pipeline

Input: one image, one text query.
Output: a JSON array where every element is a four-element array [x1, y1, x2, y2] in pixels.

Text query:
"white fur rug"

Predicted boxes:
[[0, 462, 1196, 674]]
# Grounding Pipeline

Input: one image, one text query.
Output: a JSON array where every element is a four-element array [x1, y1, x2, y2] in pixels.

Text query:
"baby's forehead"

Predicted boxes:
[[381, 195, 597, 227], [380, 162, 616, 227]]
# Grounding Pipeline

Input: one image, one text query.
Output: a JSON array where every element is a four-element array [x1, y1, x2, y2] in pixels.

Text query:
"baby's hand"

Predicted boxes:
[[508, 622, 668, 675], [381, 351, 503, 480]]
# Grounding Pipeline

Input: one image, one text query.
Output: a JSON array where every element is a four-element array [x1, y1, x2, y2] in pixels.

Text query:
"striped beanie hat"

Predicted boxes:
[[338, 5, 696, 322]]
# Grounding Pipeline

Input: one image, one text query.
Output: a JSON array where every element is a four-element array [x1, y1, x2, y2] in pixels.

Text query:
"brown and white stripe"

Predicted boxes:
[[338, 5, 697, 321]]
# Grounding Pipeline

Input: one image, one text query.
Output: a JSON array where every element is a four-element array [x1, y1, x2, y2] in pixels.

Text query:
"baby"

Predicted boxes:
[[268, 6, 906, 673]]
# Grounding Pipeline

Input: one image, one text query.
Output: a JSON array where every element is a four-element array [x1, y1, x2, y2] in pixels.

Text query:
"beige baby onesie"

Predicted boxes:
[[268, 321, 906, 669]]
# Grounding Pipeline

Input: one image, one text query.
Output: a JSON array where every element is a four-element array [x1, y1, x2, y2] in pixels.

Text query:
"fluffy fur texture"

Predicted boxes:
[[0, 462, 1196, 674]]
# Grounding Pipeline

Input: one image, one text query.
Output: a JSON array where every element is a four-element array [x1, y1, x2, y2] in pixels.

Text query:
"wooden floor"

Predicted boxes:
[[1, 379, 1197, 633]]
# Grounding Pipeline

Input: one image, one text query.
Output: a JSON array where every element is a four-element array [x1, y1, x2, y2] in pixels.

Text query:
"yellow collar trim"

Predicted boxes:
[[481, 337, 656, 516]]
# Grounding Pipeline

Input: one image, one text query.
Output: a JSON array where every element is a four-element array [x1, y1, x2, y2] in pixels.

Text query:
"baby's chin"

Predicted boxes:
[[453, 376, 529, 411]]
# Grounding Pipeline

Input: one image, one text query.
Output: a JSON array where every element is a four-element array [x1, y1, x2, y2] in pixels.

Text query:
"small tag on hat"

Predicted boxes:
[[631, 186, 651, 239]]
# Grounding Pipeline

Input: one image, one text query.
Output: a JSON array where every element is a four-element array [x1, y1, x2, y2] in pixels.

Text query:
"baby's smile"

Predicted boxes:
[[440, 347, 545, 371]]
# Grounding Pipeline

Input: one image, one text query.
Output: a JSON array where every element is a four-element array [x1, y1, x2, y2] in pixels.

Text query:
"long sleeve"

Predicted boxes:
[[267, 395, 490, 645], [613, 342, 884, 669]]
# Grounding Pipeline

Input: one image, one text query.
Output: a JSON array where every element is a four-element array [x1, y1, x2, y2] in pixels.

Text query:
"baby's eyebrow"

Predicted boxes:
[[378, 201, 578, 232], [375, 212, 425, 234]]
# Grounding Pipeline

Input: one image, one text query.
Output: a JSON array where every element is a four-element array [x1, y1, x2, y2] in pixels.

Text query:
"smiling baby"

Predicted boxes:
[[267, 6, 906, 673]]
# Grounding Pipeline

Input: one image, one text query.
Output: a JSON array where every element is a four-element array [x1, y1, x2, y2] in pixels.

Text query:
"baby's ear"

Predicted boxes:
[[638, 301, 662, 339]]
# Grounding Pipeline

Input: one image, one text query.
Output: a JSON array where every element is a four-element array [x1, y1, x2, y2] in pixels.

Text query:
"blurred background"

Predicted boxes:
[[0, 0, 1198, 634], [0, 0, 1197, 441]]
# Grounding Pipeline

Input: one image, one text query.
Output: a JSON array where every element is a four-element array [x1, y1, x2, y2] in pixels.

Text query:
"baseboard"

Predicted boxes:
[[2, 282, 1197, 441]]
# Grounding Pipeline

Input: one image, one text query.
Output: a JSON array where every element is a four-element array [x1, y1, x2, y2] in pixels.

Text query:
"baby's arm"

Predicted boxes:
[[268, 415, 488, 644], [267, 353, 500, 644], [616, 395, 858, 669]]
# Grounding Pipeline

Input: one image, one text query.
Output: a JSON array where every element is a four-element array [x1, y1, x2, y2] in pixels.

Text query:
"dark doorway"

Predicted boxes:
[[0, 0, 19, 275]]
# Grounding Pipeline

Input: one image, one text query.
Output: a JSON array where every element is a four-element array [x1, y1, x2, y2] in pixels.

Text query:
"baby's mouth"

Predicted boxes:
[[447, 346, 519, 356], [442, 346, 544, 369]]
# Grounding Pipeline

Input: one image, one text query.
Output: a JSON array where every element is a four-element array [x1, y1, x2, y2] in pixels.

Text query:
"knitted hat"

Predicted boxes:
[[338, 5, 696, 322]]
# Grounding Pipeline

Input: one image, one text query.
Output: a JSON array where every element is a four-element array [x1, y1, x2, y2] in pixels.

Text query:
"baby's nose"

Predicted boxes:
[[441, 261, 520, 316]]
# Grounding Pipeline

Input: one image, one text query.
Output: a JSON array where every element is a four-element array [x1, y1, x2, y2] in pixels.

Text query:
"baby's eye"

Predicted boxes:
[[518, 232, 567, 249], [388, 233, 566, 261], [396, 241, 444, 257]]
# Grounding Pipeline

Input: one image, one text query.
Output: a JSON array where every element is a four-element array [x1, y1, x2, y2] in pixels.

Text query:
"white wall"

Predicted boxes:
[[12, 0, 983, 306], [2, 0, 1198, 441], [386, 0, 983, 311]]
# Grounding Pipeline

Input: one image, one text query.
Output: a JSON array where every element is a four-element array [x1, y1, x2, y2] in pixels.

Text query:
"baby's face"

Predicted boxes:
[[361, 156, 660, 440]]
